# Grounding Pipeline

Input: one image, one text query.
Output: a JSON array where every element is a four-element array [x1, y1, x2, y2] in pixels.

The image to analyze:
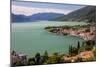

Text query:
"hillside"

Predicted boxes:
[[11, 13, 64, 22], [54, 6, 96, 23]]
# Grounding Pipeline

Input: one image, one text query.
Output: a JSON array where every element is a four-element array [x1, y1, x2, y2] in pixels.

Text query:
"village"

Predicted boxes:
[[45, 24, 96, 41]]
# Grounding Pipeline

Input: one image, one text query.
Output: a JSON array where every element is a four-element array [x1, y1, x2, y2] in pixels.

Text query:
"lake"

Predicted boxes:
[[11, 21, 88, 57]]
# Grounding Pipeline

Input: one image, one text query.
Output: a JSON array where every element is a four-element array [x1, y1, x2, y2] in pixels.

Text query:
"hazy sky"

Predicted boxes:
[[12, 1, 86, 16]]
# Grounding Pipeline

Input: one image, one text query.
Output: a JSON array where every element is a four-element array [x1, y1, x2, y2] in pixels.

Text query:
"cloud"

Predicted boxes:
[[12, 5, 73, 16]]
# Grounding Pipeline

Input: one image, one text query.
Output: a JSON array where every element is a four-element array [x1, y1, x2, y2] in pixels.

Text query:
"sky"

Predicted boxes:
[[12, 1, 86, 16]]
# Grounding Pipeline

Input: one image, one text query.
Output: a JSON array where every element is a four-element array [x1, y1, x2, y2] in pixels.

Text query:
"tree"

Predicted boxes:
[[77, 41, 80, 49], [85, 40, 94, 51], [77, 41, 80, 54], [28, 57, 35, 65], [42, 50, 49, 63], [69, 45, 71, 55], [44, 50, 48, 60], [35, 52, 41, 64], [68, 45, 73, 56], [70, 46, 73, 56]]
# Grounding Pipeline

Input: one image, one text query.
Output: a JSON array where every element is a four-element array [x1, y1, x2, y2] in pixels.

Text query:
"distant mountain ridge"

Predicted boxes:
[[11, 13, 64, 22], [54, 6, 96, 23]]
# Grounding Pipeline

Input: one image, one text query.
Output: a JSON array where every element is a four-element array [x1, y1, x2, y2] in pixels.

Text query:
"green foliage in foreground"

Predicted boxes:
[[11, 40, 96, 66], [68, 40, 95, 56]]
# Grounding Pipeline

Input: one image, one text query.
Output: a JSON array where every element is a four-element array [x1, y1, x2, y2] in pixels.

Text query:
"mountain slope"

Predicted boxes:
[[54, 6, 96, 23], [11, 13, 64, 22]]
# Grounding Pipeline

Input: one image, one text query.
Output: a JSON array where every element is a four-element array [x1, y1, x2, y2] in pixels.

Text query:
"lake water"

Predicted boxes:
[[11, 21, 87, 57]]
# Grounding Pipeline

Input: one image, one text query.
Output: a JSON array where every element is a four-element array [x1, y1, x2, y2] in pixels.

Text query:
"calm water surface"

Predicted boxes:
[[11, 21, 87, 57]]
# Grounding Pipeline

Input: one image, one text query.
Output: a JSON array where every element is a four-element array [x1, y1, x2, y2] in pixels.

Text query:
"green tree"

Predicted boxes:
[[28, 57, 35, 65], [77, 41, 80, 54], [77, 41, 80, 49], [70, 45, 73, 56], [69, 45, 72, 55], [44, 50, 48, 59], [42, 50, 49, 63], [35, 52, 41, 64]]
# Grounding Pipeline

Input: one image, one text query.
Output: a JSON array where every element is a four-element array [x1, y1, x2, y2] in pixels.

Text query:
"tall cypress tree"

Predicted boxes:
[[44, 50, 48, 60], [70, 45, 73, 56], [77, 41, 80, 54], [35, 52, 41, 64], [69, 45, 71, 55]]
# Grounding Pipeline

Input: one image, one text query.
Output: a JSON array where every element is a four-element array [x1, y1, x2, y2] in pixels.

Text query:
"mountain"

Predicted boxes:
[[11, 13, 64, 22], [11, 14, 30, 22], [54, 6, 96, 23]]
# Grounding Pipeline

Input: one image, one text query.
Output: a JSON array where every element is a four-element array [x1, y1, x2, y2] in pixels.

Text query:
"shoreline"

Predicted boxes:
[[45, 24, 96, 41], [11, 24, 96, 66]]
